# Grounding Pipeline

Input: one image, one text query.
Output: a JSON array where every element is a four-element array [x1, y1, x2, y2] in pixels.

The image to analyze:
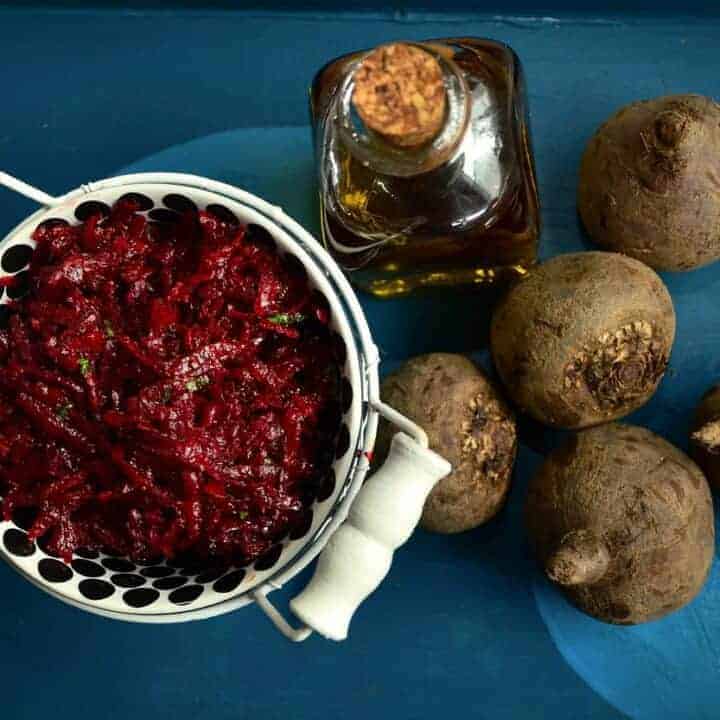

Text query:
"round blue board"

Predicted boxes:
[[111, 126, 720, 720]]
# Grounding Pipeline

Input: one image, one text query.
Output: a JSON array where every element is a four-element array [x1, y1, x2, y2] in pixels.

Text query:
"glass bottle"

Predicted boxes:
[[310, 38, 541, 298]]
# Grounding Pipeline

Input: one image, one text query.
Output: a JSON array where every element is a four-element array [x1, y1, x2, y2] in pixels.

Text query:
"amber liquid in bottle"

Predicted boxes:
[[310, 38, 540, 298]]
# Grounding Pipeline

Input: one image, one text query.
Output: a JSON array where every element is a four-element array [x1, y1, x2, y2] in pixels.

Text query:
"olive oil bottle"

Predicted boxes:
[[310, 39, 540, 298]]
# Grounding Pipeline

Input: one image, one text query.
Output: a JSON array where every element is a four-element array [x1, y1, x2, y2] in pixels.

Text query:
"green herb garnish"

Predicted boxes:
[[56, 402, 73, 420], [185, 375, 210, 393], [267, 312, 305, 326], [104, 320, 115, 338], [78, 356, 91, 377], [162, 386, 173, 403], [238, 511, 248, 520]]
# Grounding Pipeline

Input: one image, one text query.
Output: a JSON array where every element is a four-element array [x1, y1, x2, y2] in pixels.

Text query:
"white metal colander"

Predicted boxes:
[[0, 171, 450, 641]]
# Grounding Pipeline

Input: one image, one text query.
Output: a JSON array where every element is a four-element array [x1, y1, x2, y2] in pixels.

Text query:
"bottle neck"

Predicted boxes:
[[334, 44, 471, 178]]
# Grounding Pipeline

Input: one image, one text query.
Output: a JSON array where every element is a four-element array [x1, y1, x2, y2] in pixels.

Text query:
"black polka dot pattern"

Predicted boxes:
[[38, 558, 73, 583], [312, 290, 331, 323], [79, 579, 115, 600], [74, 547, 100, 560], [289, 509, 314, 540], [35, 218, 69, 232], [6, 271, 30, 300], [255, 544, 283, 571], [100, 546, 122, 558], [163, 194, 197, 214], [246, 223, 275, 250], [213, 569, 246, 594], [102, 558, 135, 573], [117, 192, 154, 211], [148, 208, 181, 224], [123, 588, 159, 608], [153, 576, 188, 590], [319, 407, 342, 448], [283, 253, 308, 282], [341, 378, 353, 413], [169, 585, 203, 605], [207, 203, 239, 225], [140, 565, 174, 579], [71, 559, 106, 577], [3, 528, 35, 557], [335, 424, 351, 458], [195, 568, 227, 584], [111, 574, 146, 589], [1, 244, 33, 274], [37, 534, 61, 558], [317, 469, 336, 502], [75, 201, 110, 221], [332, 332, 347, 365]]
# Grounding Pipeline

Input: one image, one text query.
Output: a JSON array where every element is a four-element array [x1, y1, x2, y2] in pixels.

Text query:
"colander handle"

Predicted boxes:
[[288, 430, 450, 641], [0, 171, 59, 206]]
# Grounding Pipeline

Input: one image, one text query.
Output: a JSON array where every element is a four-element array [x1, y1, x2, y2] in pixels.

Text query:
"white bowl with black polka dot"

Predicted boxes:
[[0, 173, 450, 639]]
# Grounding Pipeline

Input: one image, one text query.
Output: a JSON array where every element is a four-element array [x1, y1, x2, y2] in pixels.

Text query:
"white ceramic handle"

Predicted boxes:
[[289, 432, 451, 640]]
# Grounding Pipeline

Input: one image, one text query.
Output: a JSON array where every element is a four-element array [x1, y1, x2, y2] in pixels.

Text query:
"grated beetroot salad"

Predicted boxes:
[[0, 198, 342, 564]]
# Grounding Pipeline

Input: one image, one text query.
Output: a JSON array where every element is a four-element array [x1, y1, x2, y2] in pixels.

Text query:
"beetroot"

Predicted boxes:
[[0, 199, 342, 564]]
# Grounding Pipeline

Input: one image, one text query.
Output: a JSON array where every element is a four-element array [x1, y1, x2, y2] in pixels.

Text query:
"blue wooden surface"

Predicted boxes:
[[11, 1, 720, 15], [2, 7, 720, 720]]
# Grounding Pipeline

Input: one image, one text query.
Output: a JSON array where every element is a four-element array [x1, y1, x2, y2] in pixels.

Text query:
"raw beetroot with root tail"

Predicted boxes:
[[526, 423, 714, 625], [0, 199, 343, 565]]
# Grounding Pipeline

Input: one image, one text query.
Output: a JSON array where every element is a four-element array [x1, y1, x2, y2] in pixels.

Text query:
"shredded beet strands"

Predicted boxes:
[[0, 200, 342, 564]]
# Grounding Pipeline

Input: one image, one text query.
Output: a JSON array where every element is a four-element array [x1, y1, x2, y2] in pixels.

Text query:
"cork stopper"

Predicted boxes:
[[352, 43, 447, 148]]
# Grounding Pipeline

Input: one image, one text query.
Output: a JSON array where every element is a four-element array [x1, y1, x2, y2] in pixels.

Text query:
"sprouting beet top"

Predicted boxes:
[[0, 198, 342, 565]]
